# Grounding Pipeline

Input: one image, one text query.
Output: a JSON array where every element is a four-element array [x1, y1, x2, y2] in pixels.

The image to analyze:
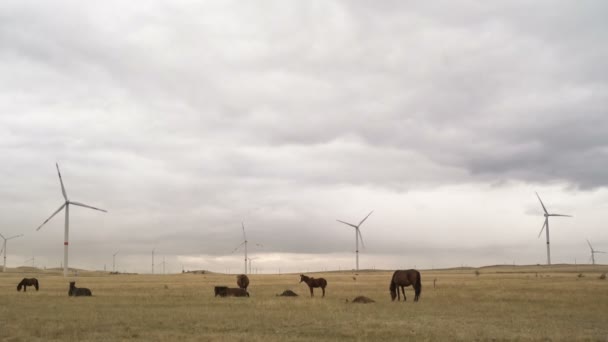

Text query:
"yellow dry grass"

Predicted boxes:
[[1, 265, 607, 341]]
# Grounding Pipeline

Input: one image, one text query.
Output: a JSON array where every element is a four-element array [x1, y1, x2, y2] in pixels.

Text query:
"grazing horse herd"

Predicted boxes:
[[14, 269, 422, 302]]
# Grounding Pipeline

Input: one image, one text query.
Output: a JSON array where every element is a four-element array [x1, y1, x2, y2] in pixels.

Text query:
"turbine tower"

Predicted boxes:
[[535, 193, 572, 265], [587, 239, 606, 265], [337, 210, 374, 271], [36, 163, 108, 277], [112, 250, 120, 273], [1, 233, 24, 272]]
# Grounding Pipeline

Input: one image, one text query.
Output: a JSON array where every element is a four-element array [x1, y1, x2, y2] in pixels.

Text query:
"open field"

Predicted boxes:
[[1, 265, 608, 341]]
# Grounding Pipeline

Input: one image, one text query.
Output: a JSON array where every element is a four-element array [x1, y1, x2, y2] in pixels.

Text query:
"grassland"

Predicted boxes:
[[1, 265, 607, 341]]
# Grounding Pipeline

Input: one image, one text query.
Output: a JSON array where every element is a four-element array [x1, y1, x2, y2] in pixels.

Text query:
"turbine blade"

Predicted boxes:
[[70, 201, 107, 213], [358, 228, 365, 249], [231, 241, 246, 253], [538, 219, 547, 238], [336, 219, 358, 228], [0, 233, 4, 239], [36, 203, 67, 231], [241, 222, 247, 241], [595, 251, 607, 254], [56, 163, 68, 201], [114, 250, 120, 256], [549, 214, 572, 217], [358, 210, 374, 226], [535, 192, 548, 215], [6, 234, 24, 240], [587, 239, 593, 251]]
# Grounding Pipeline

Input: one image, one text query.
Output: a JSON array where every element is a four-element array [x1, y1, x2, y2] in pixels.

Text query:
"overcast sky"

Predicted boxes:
[[1, 1, 607, 274]]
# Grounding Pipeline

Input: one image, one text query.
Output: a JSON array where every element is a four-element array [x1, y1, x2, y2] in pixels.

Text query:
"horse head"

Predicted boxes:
[[299, 274, 307, 283]]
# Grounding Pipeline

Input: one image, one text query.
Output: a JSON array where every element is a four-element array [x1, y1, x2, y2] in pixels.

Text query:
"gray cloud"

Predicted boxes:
[[1, 1, 607, 273]]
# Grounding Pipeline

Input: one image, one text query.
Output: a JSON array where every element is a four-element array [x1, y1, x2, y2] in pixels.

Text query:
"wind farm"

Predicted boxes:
[[2, 1, 608, 340]]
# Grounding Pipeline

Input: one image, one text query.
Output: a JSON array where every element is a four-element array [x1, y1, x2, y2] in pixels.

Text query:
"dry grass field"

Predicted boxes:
[[1, 265, 607, 341]]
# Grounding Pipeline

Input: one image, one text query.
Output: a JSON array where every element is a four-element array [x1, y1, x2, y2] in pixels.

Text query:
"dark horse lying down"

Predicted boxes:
[[17, 278, 39, 292], [390, 269, 421, 302], [300, 274, 327, 298], [68, 281, 92, 296], [215, 286, 249, 297]]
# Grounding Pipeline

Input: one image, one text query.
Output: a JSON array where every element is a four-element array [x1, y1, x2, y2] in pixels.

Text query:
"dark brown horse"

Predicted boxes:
[[300, 274, 327, 297], [237, 274, 249, 289], [389, 269, 421, 302], [68, 281, 92, 296], [17, 278, 39, 292]]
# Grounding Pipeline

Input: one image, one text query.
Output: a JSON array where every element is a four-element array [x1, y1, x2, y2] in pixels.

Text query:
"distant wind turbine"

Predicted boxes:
[[248, 256, 259, 274], [232, 223, 249, 274], [535, 193, 572, 265], [587, 239, 606, 265], [24, 257, 35, 267], [337, 210, 374, 271], [1, 233, 24, 272], [112, 250, 120, 272], [36, 163, 107, 277], [151, 249, 155, 274]]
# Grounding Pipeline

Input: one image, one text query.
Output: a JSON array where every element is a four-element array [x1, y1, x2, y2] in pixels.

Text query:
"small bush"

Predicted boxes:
[[577, 273, 584, 278], [600, 273, 606, 280], [474, 270, 480, 277]]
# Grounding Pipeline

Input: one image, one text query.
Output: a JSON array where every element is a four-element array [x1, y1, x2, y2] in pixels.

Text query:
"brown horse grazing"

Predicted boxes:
[[17, 278, 39, 292], [68, 281, 92, 296], [237, 274, 249, 289], [300, 274, 327, 298], [389, 269, 421, 302]]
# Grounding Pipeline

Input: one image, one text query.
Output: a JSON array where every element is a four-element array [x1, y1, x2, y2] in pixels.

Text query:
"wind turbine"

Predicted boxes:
[[248, 256, 259, 274], [151, 248, 155, 274], [587, 239, 606, 265], [112, 250, 119, 273], [337, 210, 373, 271], [24, 257, 35, 267], [36, 163, 107, 277], [232, 223, 249, 274], [1, 233, 24, 272], [535, 193, 572, 265]]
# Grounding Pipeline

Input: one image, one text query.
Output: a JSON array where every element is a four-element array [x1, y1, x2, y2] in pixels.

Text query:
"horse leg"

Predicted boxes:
[[322, 286, 325, 298], [309, 287, 314, 297], [401, 286, 406, 302]]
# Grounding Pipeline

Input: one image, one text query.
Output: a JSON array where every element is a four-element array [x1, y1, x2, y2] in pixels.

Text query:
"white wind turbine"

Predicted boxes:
[[535, 192, 572, 265], [112, 250, 120, 272], [36, 163, 107, 277], [587, 239, 606, 265], [1, 233, 24, 272], [337, 211, 374, 271]]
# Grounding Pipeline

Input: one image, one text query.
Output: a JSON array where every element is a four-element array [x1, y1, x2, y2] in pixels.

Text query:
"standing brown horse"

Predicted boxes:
[[300, 274, 327, 297], [389, 269, 421, 302]]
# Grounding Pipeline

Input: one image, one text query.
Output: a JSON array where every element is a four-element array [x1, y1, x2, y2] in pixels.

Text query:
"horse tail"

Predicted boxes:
[[34, 279, 39, 291], [415, 270, 422, 299]]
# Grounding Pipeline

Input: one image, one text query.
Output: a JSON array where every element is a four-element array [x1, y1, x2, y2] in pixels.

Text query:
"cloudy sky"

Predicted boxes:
[[1, 1, 607, 274]]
